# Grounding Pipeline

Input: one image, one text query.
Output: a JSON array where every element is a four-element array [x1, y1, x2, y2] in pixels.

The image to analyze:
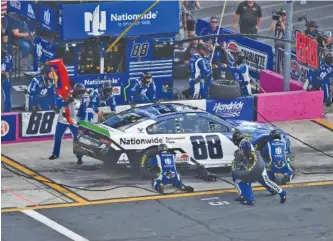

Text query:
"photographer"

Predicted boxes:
[[270, 9, 286, 46], [270, 9, 286, 73]]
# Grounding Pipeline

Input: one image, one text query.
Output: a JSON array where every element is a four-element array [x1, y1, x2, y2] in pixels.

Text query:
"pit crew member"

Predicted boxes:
[[1, 46, 13, 112], [152, 144, 194, 194], [233, 130, 287, 205], [49, 83, 87, 165], [188, 43, 213, 99], [128, 71, 156, 104], [220, 51, 252, 96], [255, 130, 294, 183], [306, 53, 333, 106], [89, 82, 116, 123], [26, 65, 56, 111], [232, 130, 256, 206]]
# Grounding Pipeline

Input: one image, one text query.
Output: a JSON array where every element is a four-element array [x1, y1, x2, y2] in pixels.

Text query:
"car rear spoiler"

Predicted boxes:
[[78, 120, 123, 137]]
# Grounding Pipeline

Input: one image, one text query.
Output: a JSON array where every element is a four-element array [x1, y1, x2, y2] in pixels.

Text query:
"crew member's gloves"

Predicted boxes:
[[31, 105, 37, 113], [52, 105, 60, 114]]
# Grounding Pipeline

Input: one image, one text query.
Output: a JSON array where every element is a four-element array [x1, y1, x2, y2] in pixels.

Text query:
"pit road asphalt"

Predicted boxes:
[[2, 184, 333, 241]]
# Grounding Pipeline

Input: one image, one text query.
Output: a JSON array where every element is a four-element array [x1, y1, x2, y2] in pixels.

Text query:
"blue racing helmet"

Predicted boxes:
[[240, 140, 253, 157]]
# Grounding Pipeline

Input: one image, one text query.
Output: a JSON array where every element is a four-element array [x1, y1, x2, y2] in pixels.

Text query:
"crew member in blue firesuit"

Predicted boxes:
[[128, 71, 156, 104], [220, 51, 252, 96], [89, 82, 116, 123], [232, 130, 287, 205], [255, 130, 294, 184], [1, 46, 13, 112], [49, 83, 87, 165], [152, 144, 194, 194], [26, 65, 57, 111], [306, 53, 333, 106], [188, 43, 212, 99]]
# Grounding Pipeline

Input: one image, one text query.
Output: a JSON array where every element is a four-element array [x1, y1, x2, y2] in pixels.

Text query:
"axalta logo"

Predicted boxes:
[[213, 101, 244, 117], [84, 78, 119, 86], [120, 137, 163, 145], [84, 5, 106, 36], [1, 121, 10, 137], [110, 11, 158, 21]]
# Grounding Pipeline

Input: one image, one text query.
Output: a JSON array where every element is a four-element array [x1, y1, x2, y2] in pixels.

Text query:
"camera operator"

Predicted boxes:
[[270, 9, 286, 73], [270, 9, 286, 47]]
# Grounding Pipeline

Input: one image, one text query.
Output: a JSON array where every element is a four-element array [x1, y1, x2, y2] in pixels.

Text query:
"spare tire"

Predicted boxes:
[[232, 151, 265, 183], [209, 79, 241, 100]]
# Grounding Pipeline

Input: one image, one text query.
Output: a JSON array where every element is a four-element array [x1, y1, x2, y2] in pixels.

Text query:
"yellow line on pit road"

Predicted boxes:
[[1, 155, 89, 204], [313, 119, 333, 131], [2, 180, 333, 213]]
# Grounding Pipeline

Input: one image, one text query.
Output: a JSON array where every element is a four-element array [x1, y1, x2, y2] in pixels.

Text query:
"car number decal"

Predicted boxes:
[[190, 135, 223, 160]]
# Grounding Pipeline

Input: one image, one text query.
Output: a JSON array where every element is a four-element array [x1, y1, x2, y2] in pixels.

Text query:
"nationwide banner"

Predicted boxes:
[[61, 1, 180, 40]]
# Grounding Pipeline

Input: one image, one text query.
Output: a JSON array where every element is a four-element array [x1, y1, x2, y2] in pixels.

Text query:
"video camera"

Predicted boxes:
[[272, 8, 285, 21]]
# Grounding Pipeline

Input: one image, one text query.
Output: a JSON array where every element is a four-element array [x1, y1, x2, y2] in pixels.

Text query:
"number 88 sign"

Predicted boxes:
[[295, 30, 319, 69]]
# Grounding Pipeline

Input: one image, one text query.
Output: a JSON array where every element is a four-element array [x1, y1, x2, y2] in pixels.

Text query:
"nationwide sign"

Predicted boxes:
[[62, 1, 179, 40]]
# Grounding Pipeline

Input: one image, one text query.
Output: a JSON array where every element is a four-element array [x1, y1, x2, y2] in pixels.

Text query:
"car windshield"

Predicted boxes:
[[103, 112, 148, 130]]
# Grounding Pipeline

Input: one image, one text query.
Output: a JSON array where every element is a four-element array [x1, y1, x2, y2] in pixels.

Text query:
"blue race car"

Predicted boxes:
[[74, 103, 292, 177]]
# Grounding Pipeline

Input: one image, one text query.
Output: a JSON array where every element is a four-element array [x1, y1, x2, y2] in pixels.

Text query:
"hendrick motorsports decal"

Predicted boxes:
[[120, 137, 163, 145], [213, 101, 244, 117]]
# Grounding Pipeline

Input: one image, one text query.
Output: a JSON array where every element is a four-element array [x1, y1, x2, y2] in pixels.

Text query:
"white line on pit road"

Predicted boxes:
[[22, 210, 90, 241], [201, 197, 220, 201]]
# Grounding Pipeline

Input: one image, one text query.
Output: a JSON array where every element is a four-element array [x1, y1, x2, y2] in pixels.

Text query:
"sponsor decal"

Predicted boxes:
[[44, 9, 50, 26], [117, 153, 130, 164], [120, 137, 163, 145], [226, 41, 268, 71], [112, 86, 121, 96], [27, 4, 35, 19], [165, 136, 185, 144], [84, 78, 119, 86], [213, 101, 244, 117], [84, 5, 106, 36], [290, 58, 309, 84], [177, 154, 189, 163], [110, 11, 158, 22], [1, 121, 10, 137]]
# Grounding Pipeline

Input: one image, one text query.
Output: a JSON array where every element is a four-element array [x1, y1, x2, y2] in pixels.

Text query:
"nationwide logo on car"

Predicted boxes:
[[213, 101, 244, 117], [120, 137, 163, 145], [177, 154, 190, 163]]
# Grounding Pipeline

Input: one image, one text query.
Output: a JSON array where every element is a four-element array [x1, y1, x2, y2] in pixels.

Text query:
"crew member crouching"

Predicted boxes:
[[152, 144, 194, 194], [49, 83, 88, 165]]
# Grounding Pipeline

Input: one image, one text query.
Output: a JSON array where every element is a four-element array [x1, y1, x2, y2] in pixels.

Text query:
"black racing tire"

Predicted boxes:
[[209, 79, 241, 100], [138, 147, 160, 179], [232, 151, 265, 183]]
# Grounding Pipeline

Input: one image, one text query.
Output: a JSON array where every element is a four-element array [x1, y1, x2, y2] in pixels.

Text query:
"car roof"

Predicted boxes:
[[121, 103, 204, 120]]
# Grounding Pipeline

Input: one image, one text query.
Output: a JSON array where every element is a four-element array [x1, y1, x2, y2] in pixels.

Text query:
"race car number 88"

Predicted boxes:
[[26, 112, 55, 135], [190, 135, 223, 160]]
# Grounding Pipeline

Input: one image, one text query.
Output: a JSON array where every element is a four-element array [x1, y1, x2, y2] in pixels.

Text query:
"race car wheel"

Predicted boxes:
[[232, 151, 265, 183], [138, 147, 160, 179], [209, 79, 241, 100]]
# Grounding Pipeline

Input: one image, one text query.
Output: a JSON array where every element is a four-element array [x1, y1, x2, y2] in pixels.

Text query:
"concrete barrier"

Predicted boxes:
[[259, 70, 304, 93], [256, 90, 324, 122]]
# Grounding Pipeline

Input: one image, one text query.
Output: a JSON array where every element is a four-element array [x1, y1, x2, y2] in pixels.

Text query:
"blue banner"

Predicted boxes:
[[61, 1, 179, 40], [35, 37, 58, 63], [39, 3, 57, 32], [206, 96, 255, 121], [1, 114, 18, 142], [196, 19, 274, 78]]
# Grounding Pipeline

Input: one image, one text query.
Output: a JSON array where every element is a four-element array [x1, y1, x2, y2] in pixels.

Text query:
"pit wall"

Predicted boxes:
[[1, 70, 324, 144]]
